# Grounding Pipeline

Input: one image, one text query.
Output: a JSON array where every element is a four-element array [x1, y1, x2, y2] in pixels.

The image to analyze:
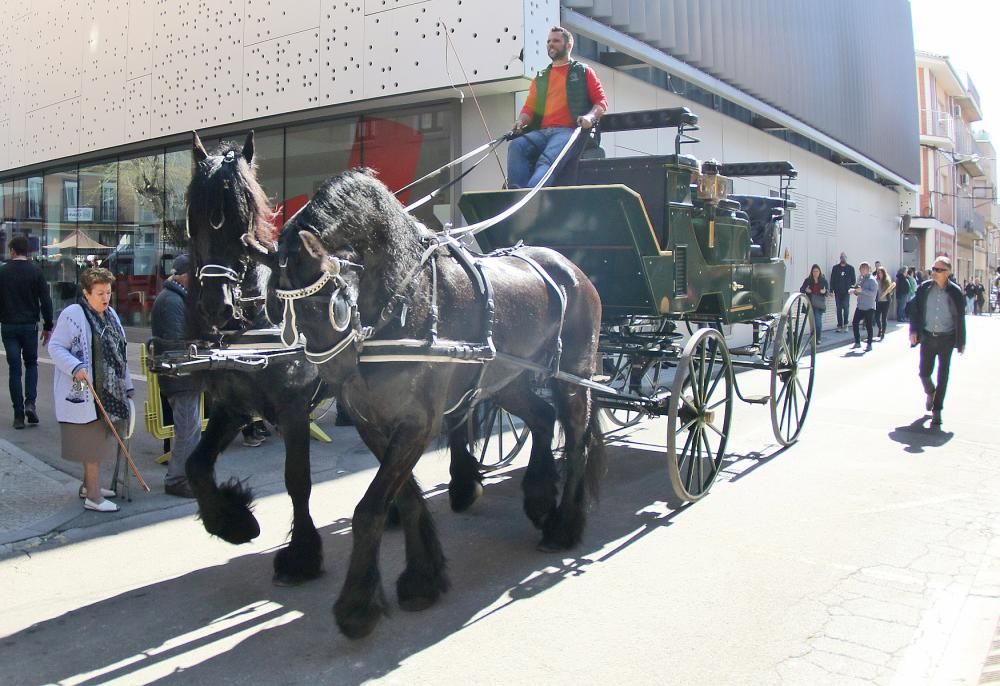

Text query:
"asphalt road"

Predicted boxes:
[[1, 318, 998, 685]]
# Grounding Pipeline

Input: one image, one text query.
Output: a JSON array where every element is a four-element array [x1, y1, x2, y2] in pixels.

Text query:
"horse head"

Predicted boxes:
[[274, 225, 363, 365], [186, 130, 277, 331]]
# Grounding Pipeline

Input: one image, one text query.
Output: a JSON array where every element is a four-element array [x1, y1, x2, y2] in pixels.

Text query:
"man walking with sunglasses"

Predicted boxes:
[[908, 256, 966, 426]]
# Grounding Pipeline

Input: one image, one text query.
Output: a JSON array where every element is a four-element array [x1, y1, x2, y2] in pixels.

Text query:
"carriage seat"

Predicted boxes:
[[729, 195, 785, 259]]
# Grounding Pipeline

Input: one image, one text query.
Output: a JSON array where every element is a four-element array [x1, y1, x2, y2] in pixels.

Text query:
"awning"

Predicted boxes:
[[44, 230, 114, 250]]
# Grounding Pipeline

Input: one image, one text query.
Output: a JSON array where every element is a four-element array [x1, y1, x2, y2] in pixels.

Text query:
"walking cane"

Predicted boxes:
[[83, 377, 151, 493]]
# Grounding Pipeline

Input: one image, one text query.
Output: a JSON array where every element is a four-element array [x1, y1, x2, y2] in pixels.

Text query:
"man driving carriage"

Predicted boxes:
[[507, 26, 608, 189]]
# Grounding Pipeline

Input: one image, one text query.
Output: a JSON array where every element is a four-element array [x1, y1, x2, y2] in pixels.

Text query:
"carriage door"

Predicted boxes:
[[730, 265, 754, 315]]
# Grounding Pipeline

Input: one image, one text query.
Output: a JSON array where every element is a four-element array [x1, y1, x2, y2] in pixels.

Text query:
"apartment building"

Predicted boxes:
[[911, 50, 987, 283]]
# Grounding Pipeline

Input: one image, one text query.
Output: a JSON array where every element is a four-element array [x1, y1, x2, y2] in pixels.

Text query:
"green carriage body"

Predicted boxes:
[[459, 110, 794, 325]]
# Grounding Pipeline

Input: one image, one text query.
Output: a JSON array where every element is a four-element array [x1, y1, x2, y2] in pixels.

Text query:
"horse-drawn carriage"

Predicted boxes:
[[460, 107, 815, 501], [154, 106, 815, 638]]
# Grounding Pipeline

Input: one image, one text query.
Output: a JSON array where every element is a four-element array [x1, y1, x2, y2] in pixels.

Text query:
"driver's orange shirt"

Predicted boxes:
[[521, 63, 607, 129]]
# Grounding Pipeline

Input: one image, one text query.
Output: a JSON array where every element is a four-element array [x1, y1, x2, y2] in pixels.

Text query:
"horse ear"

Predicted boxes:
[[193, 131, 209, 162], [299, 231, 327, 263], [242, 131, 255, 164]]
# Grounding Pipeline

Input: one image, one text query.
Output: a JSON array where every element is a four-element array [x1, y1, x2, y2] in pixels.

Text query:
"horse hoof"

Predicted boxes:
[[448, 478, 484, 512], [334, 599, 384, 640], [396, 567, 449, 611], [272, 547, 323, 586]]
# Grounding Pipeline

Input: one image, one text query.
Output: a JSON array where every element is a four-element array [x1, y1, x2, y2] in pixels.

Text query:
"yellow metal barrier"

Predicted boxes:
[[140, 344, 332, 463]]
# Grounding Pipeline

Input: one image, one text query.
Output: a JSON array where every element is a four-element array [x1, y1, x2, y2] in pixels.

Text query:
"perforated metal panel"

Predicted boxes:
[[320, 0, 365, 104], [151, 0, 246, 136], [26, 99, 82, 162], [245, 0, 321, 45], [81, 0, 130, 150], [126, 0, 157, 80], [126, 75, 152, 142], [0, 0, 559, 174], [244, 30, 321, 116]]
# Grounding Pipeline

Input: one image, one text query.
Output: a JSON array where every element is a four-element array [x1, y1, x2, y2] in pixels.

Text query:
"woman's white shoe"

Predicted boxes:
[[83, 498, 120, 513], [79, 486, 117, 499]]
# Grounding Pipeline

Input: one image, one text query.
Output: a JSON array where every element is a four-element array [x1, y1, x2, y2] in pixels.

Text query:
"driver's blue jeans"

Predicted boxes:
[[507, 128, 573, 188]]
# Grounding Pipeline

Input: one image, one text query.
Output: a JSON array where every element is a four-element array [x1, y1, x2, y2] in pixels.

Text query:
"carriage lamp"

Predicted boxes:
[[696, 159, 732, 248]]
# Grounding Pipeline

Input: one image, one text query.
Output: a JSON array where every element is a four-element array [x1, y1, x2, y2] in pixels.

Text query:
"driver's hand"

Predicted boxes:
[[577, 114, 595, 129]]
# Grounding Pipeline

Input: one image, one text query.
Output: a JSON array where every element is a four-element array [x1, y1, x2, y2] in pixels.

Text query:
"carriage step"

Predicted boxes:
[[741, 394, 770, 404], [728, 345, 760, 356]]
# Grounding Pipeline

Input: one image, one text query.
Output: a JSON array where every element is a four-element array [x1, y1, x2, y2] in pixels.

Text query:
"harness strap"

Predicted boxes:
[[507, 252, 567, 376]]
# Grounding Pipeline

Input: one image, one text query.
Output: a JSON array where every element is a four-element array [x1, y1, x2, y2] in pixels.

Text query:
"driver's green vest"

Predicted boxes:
[[528, 60, 592, 131]]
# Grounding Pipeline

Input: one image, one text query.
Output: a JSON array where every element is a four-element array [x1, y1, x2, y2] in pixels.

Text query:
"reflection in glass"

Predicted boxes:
[[285, 118, 357, 222]]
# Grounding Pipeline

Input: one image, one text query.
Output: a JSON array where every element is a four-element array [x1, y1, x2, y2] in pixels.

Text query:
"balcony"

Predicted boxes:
[[957, 195, 985, 237], [919, 109, 954, 149]]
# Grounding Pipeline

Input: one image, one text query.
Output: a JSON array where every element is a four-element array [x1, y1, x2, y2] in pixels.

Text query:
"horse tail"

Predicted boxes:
[[583, 394, 607, 501]]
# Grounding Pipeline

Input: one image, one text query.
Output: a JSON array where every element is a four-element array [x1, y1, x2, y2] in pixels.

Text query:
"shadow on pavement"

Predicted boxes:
[[888, 416, 955, 454], [1, 444, 700, 685]]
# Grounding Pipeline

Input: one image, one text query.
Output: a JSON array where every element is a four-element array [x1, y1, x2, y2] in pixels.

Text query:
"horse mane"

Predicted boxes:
[[187, 141, 277, 251], [284, 168, 425, 285]]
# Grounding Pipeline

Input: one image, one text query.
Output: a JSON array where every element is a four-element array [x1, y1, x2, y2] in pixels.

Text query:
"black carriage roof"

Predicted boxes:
[[598, 107, 699, 132], [719, 161, 798, 179]]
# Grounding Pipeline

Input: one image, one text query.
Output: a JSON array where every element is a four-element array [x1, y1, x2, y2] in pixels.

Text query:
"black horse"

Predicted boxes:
[[178, 132, 330, 586], [182, 133, 486, 586], [274, 168, 606, 638]]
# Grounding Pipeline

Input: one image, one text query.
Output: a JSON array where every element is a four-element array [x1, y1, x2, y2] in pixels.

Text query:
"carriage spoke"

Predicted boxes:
[[795, 377, 807, 402], [704, 418, 725, 439], [706, 364, 726, 401], [682, 427, 698, 491]]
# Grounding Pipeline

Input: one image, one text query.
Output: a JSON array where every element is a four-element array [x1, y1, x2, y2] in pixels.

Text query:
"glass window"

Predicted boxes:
[[27, 176, 43, 220], [363, 106, 454, 230], [40, 167, 79, 311], [285, 117, 358, 222], [0, 181, 12, 258]]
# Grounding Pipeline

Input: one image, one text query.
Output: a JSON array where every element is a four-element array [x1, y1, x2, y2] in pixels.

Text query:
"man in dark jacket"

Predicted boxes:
[[829, 252, 855, 332], [908, 256, 965, 427], [150, 254, 200, 497], [0, 236, 54, 429]]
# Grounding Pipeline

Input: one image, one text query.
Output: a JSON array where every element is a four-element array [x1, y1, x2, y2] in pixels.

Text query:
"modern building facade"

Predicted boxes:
[[0, 0, 920, 328]]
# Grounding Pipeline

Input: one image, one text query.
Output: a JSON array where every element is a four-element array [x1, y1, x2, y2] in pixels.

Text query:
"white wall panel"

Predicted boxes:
[[320, 0, 365, 104], [245, 0, 321, 45], [82, 0, 130, 150], [126, 75, 153, 142], [244, 30, 321, 117], [24, 4, 86, 112], [25, 99, 82, 164], [0, 119, 10, 172], [150, 0, 246, 136], [1, 0, 555, 173], [127, 0, 157, 79], [363, 0, 528, 99], [523, 0, 559, 75]]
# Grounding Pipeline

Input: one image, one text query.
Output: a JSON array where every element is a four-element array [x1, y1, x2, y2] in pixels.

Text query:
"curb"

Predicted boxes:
[[0, 438, 83, 549]]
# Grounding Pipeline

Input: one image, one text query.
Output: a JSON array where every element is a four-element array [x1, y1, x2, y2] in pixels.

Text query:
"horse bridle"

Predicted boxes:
[[195, 260, 266, 323], [274, 253, 367, 364]]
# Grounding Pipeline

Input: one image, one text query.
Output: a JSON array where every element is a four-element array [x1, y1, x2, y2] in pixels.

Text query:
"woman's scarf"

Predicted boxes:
[[82, 301, 130, 421]]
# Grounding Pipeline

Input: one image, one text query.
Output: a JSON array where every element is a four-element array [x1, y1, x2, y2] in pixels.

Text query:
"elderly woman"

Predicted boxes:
[[48, 268, 134, 513]]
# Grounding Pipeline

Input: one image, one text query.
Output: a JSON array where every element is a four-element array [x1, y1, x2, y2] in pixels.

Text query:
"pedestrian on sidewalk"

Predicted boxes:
[[895, 267, 911, 322], [874, 267, 895, 340], [974, 279, 985, 315], [830, 252, 855, 333], [964, 281, 975, 313], [850, 261, 877, 351], [0, 235, 54, 429], [908, 256, 965, 427], [799, 264, 828, 344], [48, 268, 134, 513], [150, 254, 200, 498]]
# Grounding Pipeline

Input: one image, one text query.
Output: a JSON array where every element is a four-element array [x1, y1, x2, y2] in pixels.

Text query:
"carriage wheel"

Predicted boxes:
[[769, 293, 816, 446], [666, 328, 734, 503], [466, 400, 531, 471]]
